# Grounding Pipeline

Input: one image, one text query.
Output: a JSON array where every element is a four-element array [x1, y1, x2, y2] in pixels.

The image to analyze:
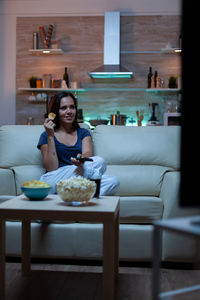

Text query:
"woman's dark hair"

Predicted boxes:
[[48, 92, 80, 130]]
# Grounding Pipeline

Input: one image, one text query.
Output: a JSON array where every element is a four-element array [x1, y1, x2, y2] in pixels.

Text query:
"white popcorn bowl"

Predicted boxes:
[[56, 177, 96, 206]]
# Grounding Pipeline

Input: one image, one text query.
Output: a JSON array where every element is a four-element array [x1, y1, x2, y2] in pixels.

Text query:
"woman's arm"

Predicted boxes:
[[82, 135, 93, 158], [40, 119, 59, 172], [71, 135, 93, 167]]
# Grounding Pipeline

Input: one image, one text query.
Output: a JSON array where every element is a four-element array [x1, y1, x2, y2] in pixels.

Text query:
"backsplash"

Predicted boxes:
[[16, 15, 181, 126]]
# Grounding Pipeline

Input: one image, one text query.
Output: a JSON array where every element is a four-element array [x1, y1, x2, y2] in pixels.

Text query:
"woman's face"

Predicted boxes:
[[59, 96, 77, 125]]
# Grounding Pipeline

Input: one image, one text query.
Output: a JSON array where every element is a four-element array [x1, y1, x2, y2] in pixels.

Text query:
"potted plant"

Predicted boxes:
[[28, 76, 37, 88], [168, 76, 178, 88]]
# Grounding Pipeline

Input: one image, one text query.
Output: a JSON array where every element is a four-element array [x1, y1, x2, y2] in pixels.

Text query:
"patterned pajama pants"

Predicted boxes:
[[40, 156, 120, 196]]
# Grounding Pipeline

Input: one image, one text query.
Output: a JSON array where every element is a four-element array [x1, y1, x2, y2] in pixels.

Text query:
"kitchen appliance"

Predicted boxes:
[[89, 119, 109, 127], [88, 12, 133, 79], [148, 103, 160, 125], [163, 112, 181, 126], [149, 103, 157, 120]]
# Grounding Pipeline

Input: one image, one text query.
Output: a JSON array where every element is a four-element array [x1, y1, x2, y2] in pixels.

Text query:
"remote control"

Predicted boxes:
[[77, 157, 93, 162]]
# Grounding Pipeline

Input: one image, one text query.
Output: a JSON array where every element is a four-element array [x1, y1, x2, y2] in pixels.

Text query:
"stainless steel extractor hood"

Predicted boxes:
[[89, 12, 133, 79]]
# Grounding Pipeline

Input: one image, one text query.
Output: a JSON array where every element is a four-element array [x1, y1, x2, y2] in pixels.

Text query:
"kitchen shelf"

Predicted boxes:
[[28, 49, 182, 55], [28, 49, 64, 55], [18, 88, 86, 92], [146, 88, 180, 93], [161, 48, 182, 54], [85, 88, 181, 92], [18, 87, 181, 93], [83, 88, 146, 92]]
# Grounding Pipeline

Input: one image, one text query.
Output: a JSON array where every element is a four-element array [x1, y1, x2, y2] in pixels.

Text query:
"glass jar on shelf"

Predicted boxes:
[[36, 78, 43, 88], [43, 74, 52, 88], [166, 101, 172, 112]]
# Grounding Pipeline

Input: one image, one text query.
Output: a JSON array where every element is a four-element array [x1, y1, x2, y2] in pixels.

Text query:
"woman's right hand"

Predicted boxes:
[[41, 119, 58, 172], [44, 118, 55, 137]]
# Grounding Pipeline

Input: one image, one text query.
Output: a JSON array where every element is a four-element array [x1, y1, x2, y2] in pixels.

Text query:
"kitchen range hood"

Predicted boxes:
[[89, 12, 133, 79]]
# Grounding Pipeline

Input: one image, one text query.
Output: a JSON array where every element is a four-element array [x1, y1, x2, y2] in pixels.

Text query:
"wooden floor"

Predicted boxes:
[[5, 261, 200, 300]]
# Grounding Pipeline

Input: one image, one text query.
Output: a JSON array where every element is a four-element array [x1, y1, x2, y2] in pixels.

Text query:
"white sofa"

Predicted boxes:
[[0, 124, 198, 262]]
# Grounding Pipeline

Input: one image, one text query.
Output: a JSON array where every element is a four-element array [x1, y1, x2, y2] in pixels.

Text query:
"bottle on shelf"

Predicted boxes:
[[147, 67, 153, 88], [33, 32, 38, 49], [151, 75, 155, 88], [156, 75, 161, 88], [154, 70, 158, 88], [63, 67, 69, 88]]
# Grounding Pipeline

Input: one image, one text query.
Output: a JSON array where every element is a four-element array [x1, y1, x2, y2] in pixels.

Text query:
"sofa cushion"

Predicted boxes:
[[119, 196, 163, 224], [0, 125, 44, 168], [106, 165, 171, 196], [11, 165, 46, 195], [0, 168, 16, 195], [93, 125, 181, 169]]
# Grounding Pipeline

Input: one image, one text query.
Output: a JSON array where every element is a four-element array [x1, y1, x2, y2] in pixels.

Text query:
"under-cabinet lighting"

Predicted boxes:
[[161, 47, 182, 54], [90, 74, 132, 79], [42, 50, 51, 54], [174, 49, 182, 53]]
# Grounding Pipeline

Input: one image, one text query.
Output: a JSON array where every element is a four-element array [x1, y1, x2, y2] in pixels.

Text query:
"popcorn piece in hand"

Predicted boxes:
[[48, 112, 56, 120]]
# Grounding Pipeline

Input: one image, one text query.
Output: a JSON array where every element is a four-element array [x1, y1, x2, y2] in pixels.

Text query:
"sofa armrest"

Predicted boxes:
[[160, 171, 200, 261], [160, 171, 199, 219], [0, 168, 16, 196]]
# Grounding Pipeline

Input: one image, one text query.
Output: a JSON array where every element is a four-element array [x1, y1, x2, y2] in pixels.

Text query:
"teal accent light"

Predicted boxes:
[[91, 74, 132, 79], [88, 65, 133, 79]]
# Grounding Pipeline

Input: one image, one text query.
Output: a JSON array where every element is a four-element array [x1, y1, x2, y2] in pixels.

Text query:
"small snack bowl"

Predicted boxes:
[[56, 176, 96, 206], [21, 180, 51, 200]]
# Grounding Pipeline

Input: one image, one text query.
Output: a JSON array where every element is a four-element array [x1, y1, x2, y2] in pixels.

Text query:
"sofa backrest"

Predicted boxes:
[[92, 125, 181, 170], [0, 124, 90, 168], [0, 125, 44, 168]]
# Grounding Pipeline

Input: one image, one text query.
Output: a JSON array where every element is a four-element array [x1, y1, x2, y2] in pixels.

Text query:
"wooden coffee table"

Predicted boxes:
[[0, 194, 120, 300]]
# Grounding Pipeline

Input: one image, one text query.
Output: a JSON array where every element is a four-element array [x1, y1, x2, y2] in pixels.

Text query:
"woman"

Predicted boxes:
[[37, 91, 120, 195]]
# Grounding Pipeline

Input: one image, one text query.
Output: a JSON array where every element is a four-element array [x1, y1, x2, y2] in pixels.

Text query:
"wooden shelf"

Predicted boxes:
[[18, 88, 86, 92], [161, 48, 182, 54], [146, 88, 180, 92], [28, 49, 64, 55], [18, 87, 180, 93]]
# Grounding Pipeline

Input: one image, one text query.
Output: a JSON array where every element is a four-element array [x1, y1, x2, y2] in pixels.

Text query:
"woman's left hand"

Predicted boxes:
[[70, 154, 83, 167]]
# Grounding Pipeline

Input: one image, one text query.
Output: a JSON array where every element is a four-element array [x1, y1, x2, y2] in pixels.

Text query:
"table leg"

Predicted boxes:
[[0, 219, 6, 300], [103, 218, 119, 300], [152, 225, 162, 300], [22, 220, 31, 276], [114, 211, 119, 281]]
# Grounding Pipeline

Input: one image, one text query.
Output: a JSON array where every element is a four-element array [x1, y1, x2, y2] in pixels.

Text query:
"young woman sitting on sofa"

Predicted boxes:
[[37, 91, 120, 195]]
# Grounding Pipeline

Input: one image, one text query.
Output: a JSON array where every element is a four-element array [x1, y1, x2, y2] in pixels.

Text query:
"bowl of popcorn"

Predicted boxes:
[[56, 176, 96, 205], [21, 180, 51, 200]]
